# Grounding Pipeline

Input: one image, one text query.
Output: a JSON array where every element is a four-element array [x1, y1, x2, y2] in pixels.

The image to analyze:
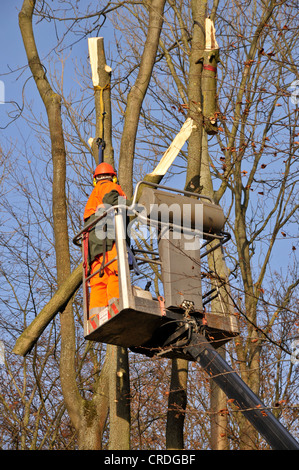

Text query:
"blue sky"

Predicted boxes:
[[0, 2, 25, 128], [0, 1, 96, 135], [0, 1, 54, 137], [0, 1, 297, 279]]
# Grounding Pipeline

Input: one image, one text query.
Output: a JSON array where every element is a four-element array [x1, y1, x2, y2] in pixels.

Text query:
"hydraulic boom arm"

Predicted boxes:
[[183, 331, 299, 450]]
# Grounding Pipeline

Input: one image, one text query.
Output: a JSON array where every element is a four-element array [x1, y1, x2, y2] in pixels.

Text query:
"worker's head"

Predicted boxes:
[[93, 162, 117, 186]]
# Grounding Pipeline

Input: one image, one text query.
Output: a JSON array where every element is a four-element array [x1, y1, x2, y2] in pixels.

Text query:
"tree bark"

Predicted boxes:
[[185, 6, 233, 449], [166, 359, 188, 450], [165, 1, 208, 450], [202, 18, 219, 135], [108, 345, 131, 450], [88, 36, 132, 450], [88, 37, 114, 166], [19, 0, 109, 449], [185, 0, 207, 193], [210, 348, 229, 450], [105, 4, 168, 444], [19, 0, 81, 428], [202, 131, 232, 451]]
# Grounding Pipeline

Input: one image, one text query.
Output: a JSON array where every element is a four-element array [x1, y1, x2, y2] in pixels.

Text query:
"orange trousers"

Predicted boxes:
[[89, 244, 119, 314]]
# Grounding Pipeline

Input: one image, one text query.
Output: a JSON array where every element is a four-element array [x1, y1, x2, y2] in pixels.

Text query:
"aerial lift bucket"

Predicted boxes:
[[73, 181, 299, 450], [73, 181, 237, 357]]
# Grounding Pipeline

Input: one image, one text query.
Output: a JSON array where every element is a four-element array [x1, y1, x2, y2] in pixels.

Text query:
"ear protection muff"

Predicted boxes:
[[93, 175, 117, 186]]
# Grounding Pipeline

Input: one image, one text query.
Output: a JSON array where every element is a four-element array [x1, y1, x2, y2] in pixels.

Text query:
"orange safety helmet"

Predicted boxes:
[[93, 162, 117, 178]]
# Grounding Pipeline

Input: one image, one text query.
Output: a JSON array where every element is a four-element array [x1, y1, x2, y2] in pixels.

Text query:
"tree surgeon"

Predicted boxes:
[[84, 162, 127, 317]]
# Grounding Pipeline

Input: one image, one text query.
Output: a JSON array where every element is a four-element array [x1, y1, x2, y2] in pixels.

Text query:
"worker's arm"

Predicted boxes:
[[102, 188, 130, 207]]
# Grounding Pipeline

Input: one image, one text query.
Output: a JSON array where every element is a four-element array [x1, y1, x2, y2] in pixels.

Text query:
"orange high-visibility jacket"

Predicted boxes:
[[84, 179, 126, 220]]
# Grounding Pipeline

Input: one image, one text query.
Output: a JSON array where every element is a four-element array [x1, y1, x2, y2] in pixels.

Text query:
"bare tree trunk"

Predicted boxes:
[[185, 0, 207, 193], [202, 132, 231, 450], [210, 348, 229, 450], [164, 1, 208, 451], [88, 37, 131, 449], [185, 4, 233, 449], [166, 359, 188, 450], [162, 1, 208, 449], [19, 0, 81, 427], [105, 2, 167, 448], [107, 3, 167, 445], [19, 0, 109, 449], [108, 345, 131, 450], [88, 37, 114, 166]]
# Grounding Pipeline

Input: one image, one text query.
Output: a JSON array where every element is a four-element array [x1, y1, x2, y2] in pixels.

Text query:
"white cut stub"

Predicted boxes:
[[205, 18, 219, 50]]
